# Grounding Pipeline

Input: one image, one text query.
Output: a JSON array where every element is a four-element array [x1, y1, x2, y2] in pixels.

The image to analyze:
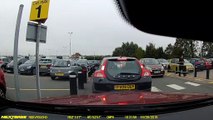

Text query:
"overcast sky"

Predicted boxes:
[[0, 0, 175, 56]]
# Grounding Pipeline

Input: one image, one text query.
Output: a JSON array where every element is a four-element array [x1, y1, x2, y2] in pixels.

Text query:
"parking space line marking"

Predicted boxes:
[[185, 82, 200, 86], [7, 87, 70, 91], [151, 86, 161, 92], [7, 87, 15, 90], [166, 84, 185, 90]]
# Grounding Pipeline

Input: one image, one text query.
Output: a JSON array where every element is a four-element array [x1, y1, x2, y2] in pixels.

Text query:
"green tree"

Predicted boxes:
[[164, 44, 174, 59], [156, 47, 165, 59], [135, 47, 145, 59], [202, 42, 213, 58], [112, 47, 123, 56], [145, 43, 157, 58], [173, 38, 198, 58], [112, 42, 144, 58]]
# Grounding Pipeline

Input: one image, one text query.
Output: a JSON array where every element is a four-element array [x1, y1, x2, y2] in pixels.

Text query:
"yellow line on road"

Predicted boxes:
[[208, 82, 213, 84], [7, 87, 70, 91]]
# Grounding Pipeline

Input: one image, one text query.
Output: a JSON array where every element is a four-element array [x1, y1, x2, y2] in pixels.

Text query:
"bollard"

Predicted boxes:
[[206, 68, 210, 79], [178, 65, 181, 76], [81, 65, 87, 83], [83, 71, 87, 83], [78, 71, 84, 89], [183, 65, 187, 76], [194, 67, 197, 77], [69, 72, 77, 95], [175, 67, 177, 74]]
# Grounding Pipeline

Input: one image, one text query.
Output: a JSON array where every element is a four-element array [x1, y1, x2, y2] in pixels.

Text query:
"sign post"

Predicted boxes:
[[29, 0, 50, 99], [35, 22, 41, 99], [14, 4, 24, 101]]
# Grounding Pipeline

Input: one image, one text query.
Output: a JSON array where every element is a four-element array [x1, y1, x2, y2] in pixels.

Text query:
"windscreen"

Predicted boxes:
[[24, 59, 35, 64], [1, 1, 213, 115], [143, 59, 159, 65], [40, 59, 52, 64], [77, 59, 87, 65], [53, 60, 70, 67], [106, 60, 140, 76]]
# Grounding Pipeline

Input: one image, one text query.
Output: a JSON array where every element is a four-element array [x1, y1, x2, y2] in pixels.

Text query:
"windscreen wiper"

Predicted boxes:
[[117, 72, 140, 75]]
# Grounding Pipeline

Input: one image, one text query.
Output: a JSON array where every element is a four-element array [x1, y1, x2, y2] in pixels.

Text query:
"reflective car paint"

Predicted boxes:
[[32, 91, 213, 105]]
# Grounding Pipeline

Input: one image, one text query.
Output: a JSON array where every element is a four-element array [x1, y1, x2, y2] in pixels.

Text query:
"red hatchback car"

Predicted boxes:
[[0, 68, 6, 98], [201, 58, 212, 69], [92, 57, 152, 93]]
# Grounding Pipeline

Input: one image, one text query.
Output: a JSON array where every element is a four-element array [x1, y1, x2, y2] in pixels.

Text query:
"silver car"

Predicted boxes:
[[50, 59, 82, 80]]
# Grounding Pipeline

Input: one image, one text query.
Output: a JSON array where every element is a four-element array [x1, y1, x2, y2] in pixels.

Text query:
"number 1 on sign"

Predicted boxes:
[[36, 5, 42, 18]]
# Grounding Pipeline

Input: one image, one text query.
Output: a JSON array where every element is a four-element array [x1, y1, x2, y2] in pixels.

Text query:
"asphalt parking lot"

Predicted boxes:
[[5, 73, 92, 101], [4, 69, 213, 101]]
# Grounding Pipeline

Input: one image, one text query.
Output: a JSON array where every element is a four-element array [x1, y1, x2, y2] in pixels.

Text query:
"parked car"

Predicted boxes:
[[201, 58, 212, 69], [5, 57, 29, 73], [92, 57, 152, 93], [50, 59, 82, 80], [76, 59, 90, 71], [168, 58, 194, 73], [157, 58, 169, 69], [39, 58, 57, 75], [0, 57, 12, 72], [18, 59, 36, 75], [140, 58, 165, 77], [209, 58, 213, 68], [87, 60, 101, 77], [189, 58, 206, 71], [0, 68, 6, 98]]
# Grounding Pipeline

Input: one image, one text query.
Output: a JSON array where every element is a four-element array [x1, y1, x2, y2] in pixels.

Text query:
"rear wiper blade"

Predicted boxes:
[[118, 72, 140, 75]]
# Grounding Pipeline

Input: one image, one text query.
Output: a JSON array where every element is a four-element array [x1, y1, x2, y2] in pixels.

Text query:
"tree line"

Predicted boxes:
[[112, 38, 213, 59]]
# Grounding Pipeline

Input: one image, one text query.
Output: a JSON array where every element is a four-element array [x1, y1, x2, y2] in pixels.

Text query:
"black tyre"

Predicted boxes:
[[0, 89, 6, 98], [32, 69, 36, 75], [51, 76, 56, 80]]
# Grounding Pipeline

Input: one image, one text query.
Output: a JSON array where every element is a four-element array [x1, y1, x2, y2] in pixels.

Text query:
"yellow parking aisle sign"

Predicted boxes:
[[30, 0, 50, 23]]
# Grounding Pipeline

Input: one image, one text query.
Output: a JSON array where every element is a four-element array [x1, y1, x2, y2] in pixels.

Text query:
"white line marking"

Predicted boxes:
[[7, 87, 70, 91], [151, 86, 161, 92], [185, 82, 200, 86], [166, 84, 185, 90]]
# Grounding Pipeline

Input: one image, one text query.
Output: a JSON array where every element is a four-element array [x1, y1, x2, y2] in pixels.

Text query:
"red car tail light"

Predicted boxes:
[[137, 60, 151, 77], [94, 70, 106, 78], [141, 70, 151, 77], [93, 61, 107, 78]]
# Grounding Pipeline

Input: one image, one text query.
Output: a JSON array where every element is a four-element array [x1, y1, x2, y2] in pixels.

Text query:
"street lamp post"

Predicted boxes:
[[68, 32, 73, 57]]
